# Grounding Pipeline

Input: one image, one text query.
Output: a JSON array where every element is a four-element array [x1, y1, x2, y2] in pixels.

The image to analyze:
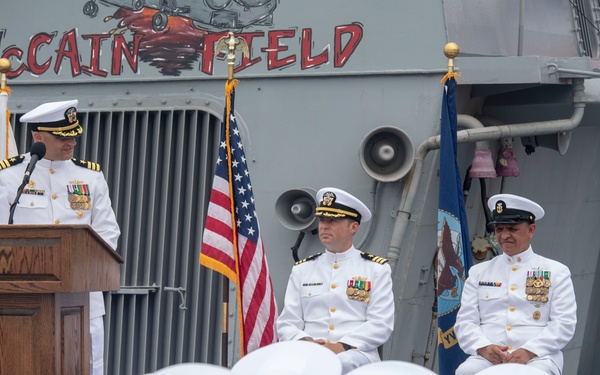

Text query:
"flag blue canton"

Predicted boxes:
[[436, 76, 473, 375], [215, 105, 259, 244]]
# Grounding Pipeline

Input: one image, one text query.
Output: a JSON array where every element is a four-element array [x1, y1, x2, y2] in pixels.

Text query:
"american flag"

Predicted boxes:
[[200, 79, 277, 356], [1, 87, 18, 159]]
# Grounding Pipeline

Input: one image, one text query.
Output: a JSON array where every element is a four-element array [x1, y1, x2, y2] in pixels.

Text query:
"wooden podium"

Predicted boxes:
[[0, 225, 123, 375]]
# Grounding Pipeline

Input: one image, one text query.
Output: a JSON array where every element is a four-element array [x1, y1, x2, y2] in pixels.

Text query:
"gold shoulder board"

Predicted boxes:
[[294, 252, 323, 266], [0, 155, 25, 170], [360, 252, 389, 264], [72, 158, 101, 172]]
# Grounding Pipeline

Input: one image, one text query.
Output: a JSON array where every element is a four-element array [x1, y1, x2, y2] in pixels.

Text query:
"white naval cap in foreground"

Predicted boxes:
[[474, 363, 547, 375], [147, 362, 231, 374], [346, 360, 437, 375], [231, 340, 342, 375]]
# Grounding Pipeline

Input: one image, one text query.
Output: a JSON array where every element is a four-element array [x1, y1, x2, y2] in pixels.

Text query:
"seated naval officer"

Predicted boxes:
[[454, 194, 577, 375], [276, 187, 395, 374], [0, 99, 121, 375]]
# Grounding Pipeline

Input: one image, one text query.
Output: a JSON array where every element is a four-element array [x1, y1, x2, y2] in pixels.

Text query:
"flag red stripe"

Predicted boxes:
[[200, 242, 236, 270], [242, 247, 266, 338], [204, 216, 234, 246], [259, 283, 277, 347]]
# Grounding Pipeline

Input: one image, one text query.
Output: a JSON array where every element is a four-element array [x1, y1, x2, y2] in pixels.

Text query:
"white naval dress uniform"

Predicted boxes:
[[276, 246, 394, 374], [455, 246, 577, 375], [0, 154, 121, 375]]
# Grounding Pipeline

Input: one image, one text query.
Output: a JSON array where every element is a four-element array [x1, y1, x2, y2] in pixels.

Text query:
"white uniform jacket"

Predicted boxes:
[[276, 247, 394, 364], [455, 246, 577, 370], [0, 154, 121, 318]]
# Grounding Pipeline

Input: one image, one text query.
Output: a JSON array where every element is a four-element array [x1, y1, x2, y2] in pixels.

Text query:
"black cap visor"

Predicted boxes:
[[490, 209, 535, 225]]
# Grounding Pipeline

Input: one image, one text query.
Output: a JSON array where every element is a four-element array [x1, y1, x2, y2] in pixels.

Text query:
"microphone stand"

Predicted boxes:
[[8, 142, 46, 224], [8, 179, 28, 224]]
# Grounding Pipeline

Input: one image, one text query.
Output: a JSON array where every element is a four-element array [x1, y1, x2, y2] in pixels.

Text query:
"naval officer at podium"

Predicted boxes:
[[0, 99, 121, 375]]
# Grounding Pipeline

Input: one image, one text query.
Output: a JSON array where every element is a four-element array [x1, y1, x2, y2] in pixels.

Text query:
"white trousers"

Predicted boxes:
[[456, 355, 560, 375], [338, 350, 370, 375], [90, 316, 105, 375]]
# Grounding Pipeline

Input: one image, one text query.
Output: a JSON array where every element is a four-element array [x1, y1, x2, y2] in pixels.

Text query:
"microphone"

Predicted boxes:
[[23, 141, 46, 184], [8, 142, 46, 224]]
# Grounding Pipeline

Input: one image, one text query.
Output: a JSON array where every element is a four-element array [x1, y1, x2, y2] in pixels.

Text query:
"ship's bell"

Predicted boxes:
[[469, 149, 497, 178], [495, 147, 520, 177]]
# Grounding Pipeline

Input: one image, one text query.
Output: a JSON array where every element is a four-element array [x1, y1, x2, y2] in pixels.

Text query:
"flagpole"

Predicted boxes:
[[1, 58, 18, 160], [0, 58, 10, 90], [435, 42, 473, 375], [429, 43, 462, 369], [214, 31, 250, 367]]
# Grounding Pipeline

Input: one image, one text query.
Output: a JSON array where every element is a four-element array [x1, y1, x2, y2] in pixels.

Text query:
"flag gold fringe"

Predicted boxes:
[[440, 72, 461, 84], [2, 87, 13, 159]]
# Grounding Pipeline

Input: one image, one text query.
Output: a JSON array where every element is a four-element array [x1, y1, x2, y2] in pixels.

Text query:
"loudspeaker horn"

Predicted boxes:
[[521, 131, 571, 156], [275, 188, 318, 231], [359, 126, 415, 182]]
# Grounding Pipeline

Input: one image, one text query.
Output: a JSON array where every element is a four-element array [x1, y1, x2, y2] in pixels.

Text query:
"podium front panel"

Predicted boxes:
[[0, 294, 54, 374]]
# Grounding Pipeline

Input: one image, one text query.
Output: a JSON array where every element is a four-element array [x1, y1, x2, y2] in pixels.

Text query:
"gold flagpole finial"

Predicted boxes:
[[444, 42, 459, 74], [0, 58, 11, 90], [215, 32, 250, 81], [441, 43, 460, 84]]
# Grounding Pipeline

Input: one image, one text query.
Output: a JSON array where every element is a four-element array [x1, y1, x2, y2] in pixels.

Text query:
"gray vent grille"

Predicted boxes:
[[571, 0, 600, 57]]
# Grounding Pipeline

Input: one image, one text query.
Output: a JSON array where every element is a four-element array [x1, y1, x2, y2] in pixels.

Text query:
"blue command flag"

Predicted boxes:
[[436, 76, 473, 374]]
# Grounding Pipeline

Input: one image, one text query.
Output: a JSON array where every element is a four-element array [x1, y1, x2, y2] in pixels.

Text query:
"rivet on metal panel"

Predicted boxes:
[[418, 267, 430, 285], [137, 99, 142, 105], [161, 99, 167, 104]]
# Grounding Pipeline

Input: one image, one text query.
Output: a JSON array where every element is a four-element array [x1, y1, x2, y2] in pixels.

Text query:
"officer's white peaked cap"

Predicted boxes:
[[488, 193, 545, 224], [315, 187, 371, 224], [20, 99, 83, 138]]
